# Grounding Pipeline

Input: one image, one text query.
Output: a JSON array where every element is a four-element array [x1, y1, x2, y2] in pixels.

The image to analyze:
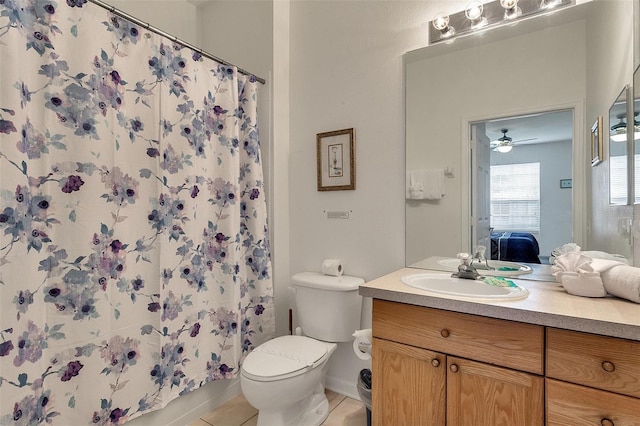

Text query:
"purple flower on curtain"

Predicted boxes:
[[14, 290, 35, 319], [100, 336, 140, 375], [103, 15, 141, 45], [13, 321, 46, 367], [0, 119, 17, 134], [60, 175, 84, 193], [8, 386, 56, 425], [60, 360, 83, 381], [208, 177, 236, 205], [17, 119, 47, 159], [211, 308, 238, 336], [100, 167, 140, 206], [0, 341, 14, 357]]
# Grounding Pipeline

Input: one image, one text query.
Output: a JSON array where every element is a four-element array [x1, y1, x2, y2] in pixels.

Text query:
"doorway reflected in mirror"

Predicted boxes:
[[470, 110, 573, 265]]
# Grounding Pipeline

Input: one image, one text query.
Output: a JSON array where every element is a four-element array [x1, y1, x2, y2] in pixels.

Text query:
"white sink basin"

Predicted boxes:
[[436, 258, 532, 277], [401, 273, 529, 300]]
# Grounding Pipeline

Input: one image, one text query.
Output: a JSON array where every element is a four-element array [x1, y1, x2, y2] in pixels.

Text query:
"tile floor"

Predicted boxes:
[[187, 390, 367, 426]]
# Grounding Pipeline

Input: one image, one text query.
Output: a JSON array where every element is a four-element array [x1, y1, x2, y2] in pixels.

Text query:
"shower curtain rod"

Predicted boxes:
[[87, 0, 266, 85]]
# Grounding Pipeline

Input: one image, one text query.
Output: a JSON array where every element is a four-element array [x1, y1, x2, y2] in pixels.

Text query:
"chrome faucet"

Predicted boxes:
[[451, 253, 481, 280]]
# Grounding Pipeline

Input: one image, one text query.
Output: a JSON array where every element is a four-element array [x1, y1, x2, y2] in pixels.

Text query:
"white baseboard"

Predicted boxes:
[[325, 374, 361, 401]]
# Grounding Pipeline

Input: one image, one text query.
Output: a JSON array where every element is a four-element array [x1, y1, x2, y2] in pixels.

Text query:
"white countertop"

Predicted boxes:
[[359, 267, 640, 341]]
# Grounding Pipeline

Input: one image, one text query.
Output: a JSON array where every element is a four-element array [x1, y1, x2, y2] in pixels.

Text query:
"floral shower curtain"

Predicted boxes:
[[0, 1, 274, 424]]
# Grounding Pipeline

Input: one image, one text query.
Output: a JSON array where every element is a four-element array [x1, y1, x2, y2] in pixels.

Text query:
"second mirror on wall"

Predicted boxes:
[[609, 85, 630, 205], [634, 67, 640, 204]]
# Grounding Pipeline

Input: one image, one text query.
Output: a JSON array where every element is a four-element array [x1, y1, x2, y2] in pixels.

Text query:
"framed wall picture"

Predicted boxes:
[[316, 128, 355, 191], [591, 116, 603, 166]]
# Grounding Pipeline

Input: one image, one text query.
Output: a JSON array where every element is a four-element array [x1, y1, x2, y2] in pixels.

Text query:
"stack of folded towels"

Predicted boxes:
[[550, 243, 640, 303]]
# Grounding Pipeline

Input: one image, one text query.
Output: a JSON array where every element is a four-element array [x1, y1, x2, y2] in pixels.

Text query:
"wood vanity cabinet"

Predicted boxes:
[[372, 299, 544, 426], [372, 299, 640, 426]]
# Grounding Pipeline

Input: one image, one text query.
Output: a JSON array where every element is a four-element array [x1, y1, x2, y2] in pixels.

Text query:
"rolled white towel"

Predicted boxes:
[[555, 271, 607, 297], [600, 265, 640, 303]]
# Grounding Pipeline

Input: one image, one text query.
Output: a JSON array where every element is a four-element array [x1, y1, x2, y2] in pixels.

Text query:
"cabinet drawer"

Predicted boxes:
[[547, 328, 640, 398], [372, 299, 544, 374], [546, 379, 640, 426]]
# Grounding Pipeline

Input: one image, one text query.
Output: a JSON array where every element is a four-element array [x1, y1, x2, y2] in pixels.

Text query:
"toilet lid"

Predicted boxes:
[[241, 335, 329, 382]]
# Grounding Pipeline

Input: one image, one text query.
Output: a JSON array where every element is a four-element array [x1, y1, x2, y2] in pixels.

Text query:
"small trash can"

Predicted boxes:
[[357, 368, 372, 426]]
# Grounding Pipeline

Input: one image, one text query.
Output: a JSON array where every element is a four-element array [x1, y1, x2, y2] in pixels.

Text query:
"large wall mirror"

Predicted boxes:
[[609, 86, 630, 206], [634, 66, 640, 204], [405, 0, 635, 270]]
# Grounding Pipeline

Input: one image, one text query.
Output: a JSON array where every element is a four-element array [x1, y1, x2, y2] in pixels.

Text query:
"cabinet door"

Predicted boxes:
[[547, 378, 640, 426], [372, 337, 446, 426], [447, 356, 544, 426]]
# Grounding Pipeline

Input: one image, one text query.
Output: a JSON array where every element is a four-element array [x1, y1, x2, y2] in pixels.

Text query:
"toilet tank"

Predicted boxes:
[[291, 272, 364, 342]]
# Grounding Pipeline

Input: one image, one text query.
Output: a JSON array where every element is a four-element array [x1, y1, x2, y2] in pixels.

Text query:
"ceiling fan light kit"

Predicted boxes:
[[492, 128, 514, 153]]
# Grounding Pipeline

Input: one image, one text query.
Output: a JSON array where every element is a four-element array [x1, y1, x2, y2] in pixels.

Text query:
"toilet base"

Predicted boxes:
[[256, 384, 329, 426]]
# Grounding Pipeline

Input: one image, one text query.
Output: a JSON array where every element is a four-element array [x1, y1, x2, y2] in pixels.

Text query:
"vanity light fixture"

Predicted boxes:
[[428, 0, 573, 44]]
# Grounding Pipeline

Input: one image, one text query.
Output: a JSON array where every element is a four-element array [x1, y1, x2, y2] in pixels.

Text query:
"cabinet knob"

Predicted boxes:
[[440, 329, 450, 338], [601, 418, 614, 426], [450, 364, 459, 373], [431, 359, 440, 368], [602, 361, 616, 373]]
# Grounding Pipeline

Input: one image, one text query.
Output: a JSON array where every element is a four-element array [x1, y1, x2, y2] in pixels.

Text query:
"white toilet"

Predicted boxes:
[[240, 272, 364, 426]]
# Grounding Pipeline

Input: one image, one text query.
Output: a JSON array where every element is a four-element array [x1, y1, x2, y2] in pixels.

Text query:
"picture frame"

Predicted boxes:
[[316, 128, 355, 191], [591, 116, 603, 166]]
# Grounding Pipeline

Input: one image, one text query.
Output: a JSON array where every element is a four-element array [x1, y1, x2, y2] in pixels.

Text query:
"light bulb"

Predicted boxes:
[[495, 144, 513, 153], [500, 0, 521, 19], [465, 1, 484, 21], [432, 13, 450, 31]]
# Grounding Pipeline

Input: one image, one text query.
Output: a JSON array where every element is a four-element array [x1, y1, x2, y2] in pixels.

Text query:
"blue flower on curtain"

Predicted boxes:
[[0, 1, 274, 424]]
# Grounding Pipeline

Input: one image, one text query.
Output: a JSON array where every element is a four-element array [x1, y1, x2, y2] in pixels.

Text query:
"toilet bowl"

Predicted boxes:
[[240, 335, 337, 426], [240, 272, 364, 426]]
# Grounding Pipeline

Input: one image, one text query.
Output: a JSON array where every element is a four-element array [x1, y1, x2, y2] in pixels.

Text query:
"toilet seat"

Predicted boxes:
[[242, 335, 329, 382]]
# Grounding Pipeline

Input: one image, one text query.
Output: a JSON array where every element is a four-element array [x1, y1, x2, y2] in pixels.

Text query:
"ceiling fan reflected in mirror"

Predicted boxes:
[[490, 128, 538, 153]]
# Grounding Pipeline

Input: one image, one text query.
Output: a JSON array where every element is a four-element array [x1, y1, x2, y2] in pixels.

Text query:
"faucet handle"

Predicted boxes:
[[457, 252, 472, 266], [474, 245, 487, 260]]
